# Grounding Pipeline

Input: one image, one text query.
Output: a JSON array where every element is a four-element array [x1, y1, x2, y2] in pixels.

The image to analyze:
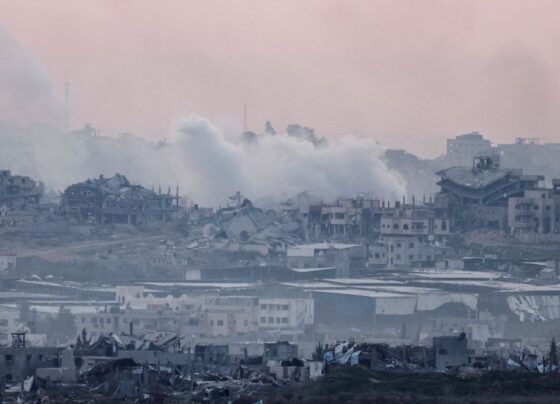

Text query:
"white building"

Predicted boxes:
[[287, 243, 367, 277], [257, 298, 314, 330]]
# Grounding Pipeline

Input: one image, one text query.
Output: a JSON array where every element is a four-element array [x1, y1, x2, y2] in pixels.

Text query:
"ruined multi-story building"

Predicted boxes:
[[436, 155, 543, 231], [0, 170, 43, 210], [306, 197, 382, 239], [60, 174, 179, 225], [507, 180, 560, 236]]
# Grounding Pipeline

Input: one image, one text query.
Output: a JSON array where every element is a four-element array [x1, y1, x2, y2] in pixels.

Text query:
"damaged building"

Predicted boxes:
[[436, 154, 543, 230], [60, 174, 180, 225], [0, 170, 43, 211]]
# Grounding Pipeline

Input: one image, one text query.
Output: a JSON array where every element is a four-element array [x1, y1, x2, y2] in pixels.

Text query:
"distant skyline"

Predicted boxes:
[[2, 0, 560, 157]]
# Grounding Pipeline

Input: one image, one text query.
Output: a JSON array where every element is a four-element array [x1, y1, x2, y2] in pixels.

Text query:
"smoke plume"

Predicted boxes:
[[0, 27, 405, 205]]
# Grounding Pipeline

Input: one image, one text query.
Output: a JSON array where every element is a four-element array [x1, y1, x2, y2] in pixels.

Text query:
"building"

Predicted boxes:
[[286, 243, 367, 277], [380, 202, 450, 241], [0, 334, 63, 383], [60, 174, 179, 225], [0, 253, 16, 272], [0, 170, 43, 211], [257, 298, 314, 330], [383, 236, 440, 268], [508, 184, 560, 236], [433, 333, 469, 371], [263, 341, 299, 362], [437, 155, 543, 231], [446, 132, 492, 166], [306, 197, 381, 239], [378, 202, 448, 268], [437, 155, 543, 206]]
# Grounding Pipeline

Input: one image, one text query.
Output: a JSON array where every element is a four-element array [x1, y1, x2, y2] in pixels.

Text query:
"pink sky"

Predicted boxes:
[[2, 0, 560, 157]]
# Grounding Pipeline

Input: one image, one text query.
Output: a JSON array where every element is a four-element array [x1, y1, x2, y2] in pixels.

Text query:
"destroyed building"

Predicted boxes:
[[436, 154, 543, 231], [437, 155, 542, 206], [60, 174, 180, 225], [507, 183, 560, 237], [0, 170, 43, 211]]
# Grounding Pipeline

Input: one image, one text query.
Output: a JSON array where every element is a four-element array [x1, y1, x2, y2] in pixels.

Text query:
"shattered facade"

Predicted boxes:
[[60, 174, 179, 225]]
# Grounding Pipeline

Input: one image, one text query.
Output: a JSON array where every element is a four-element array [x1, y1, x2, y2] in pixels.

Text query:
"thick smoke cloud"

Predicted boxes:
[[0, 116, 405, 206], [173, 116, 406, 204], [0, 27, 405, 205]]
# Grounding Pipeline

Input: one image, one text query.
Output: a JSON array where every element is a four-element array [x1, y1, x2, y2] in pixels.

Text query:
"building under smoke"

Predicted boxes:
[[0, 169, 43, 210], [60, 174, 179, 225]]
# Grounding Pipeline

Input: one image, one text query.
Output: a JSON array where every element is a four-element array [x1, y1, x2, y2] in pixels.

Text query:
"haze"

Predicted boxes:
[[2, 0, 560, 157]]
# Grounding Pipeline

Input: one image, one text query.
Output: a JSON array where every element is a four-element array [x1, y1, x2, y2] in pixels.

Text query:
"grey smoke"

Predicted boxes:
[[0, 27, 406, 206], [0, 27, 61, 126]]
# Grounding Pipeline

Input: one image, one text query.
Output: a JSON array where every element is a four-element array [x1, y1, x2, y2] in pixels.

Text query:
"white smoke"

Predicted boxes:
[[0, 115, 406, 206], [172, 115, 406, 205], [0, 27, 405, 205], [0, 27, 61, 126]]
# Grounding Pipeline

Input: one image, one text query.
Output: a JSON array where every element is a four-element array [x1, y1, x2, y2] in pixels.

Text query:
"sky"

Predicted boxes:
[[1, 0, 560, 157]]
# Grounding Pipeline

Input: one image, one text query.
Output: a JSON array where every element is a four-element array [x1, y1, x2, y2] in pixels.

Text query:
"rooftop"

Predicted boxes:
[[436, 166, 512, 189]]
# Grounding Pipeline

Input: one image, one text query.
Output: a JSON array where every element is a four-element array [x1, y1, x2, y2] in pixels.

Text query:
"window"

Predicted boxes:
[[276, 317, 281, 323], [244, 320, 249, 326], [281, 305, 289, 310], [268, 317, 274, 323], [268, 304, 275, 310], [260, 304, 266, 310], [217, 320, 224, 326], [403, 224, 409, 230], [26, 354, 32, 362], [281, 317, 289, 324], [210, 320, 214, 326], [0, 319, 8, 326], [260, 317, 266, 323], [408, 242, 414, 248], [409, 255, 414, 260], [106, 318, 111, 324], [4, 354, 13, 363], [374, 253, 380, 259]]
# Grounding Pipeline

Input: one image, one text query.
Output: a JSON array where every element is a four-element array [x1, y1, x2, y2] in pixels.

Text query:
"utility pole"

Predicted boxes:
[[64, 81, 70, 133]]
